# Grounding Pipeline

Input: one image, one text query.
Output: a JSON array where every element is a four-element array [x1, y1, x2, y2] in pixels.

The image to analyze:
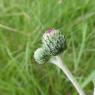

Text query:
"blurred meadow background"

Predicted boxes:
[[0, 0, 95, 95]]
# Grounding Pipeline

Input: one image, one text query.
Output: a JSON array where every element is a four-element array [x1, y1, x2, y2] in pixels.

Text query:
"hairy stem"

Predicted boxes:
[[93, 80, 95, 95], [93, 79, 95, 95], [50, 56, 86, 95]]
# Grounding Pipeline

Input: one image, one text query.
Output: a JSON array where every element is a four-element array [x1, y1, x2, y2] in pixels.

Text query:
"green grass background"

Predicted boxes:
[[0, 0, 95, 95]]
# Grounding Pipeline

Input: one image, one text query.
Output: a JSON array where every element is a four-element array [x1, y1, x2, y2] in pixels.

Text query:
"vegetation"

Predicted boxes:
[[0, 0, 95, 94]]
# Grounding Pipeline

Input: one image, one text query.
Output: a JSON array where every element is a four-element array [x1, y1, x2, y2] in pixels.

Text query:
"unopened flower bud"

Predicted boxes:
[[34, 48, 49, 64], [42, 29, 67, 56]]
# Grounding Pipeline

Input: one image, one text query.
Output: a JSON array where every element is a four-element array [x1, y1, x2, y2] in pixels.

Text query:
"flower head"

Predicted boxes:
[[34, 48, 50, 64], [34, 29, 67, 64], [42, 29, 67, 56]]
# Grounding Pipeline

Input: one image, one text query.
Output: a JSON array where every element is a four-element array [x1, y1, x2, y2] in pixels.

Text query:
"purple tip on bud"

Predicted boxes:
[[48, 29, 54, 33]]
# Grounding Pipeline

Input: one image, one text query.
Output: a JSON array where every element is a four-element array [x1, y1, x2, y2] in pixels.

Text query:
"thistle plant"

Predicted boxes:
[[34, 29, 86, 95]]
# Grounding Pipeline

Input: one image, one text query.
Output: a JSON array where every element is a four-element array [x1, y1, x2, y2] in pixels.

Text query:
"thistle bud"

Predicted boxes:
[[42, 29, 67, 56], [34, 48, 50, 64]]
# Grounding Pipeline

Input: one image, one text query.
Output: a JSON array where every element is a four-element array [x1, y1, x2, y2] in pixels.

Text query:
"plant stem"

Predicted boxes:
[[93, 80, 95, 95], [93, 79, 95, 95], [50, 56, 86, 95]]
